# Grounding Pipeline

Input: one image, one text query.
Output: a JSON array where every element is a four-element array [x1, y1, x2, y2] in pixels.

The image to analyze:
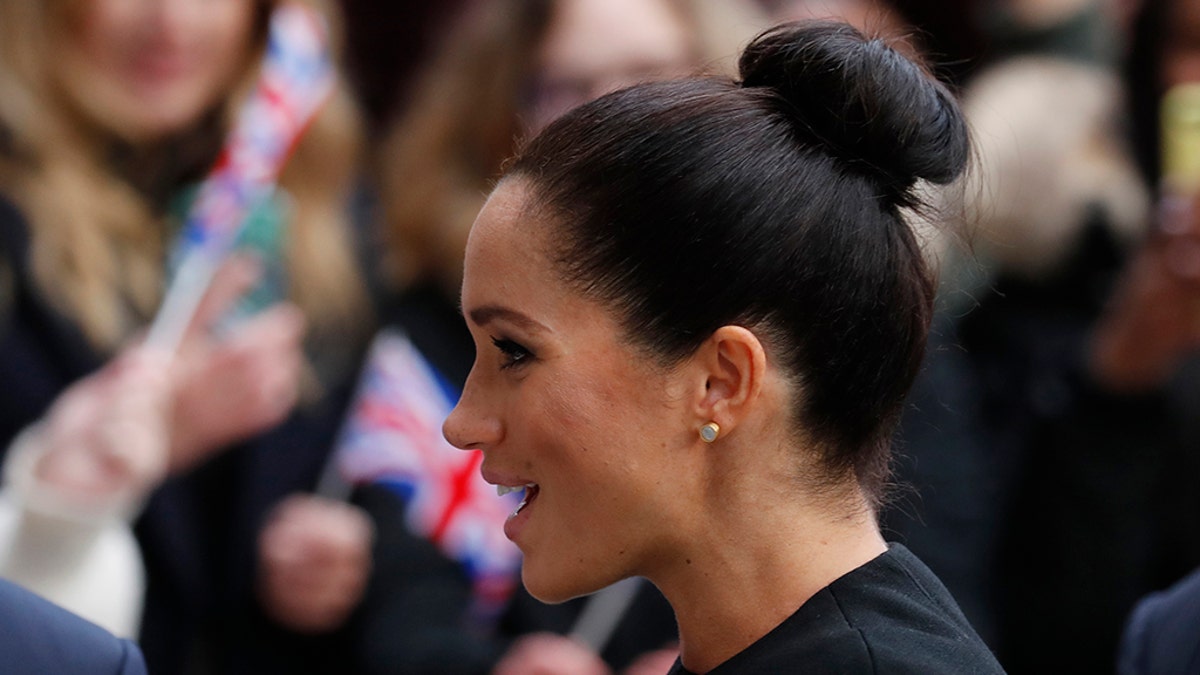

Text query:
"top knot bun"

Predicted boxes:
[[739, 21, 969, 201]]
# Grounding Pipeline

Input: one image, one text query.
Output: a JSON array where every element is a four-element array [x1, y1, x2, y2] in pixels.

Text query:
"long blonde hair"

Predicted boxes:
[[377, 0, 769, 296], [0, 0, 369, 353]]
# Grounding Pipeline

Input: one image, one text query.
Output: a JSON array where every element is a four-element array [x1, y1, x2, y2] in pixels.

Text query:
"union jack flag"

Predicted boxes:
[[149, 2, 335, 351], [178, 1, 334, 255], [331, 329, 522, 620]]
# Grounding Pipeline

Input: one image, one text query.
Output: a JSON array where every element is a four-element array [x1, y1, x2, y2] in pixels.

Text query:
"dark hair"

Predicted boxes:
[[504, 21, 969, 504]]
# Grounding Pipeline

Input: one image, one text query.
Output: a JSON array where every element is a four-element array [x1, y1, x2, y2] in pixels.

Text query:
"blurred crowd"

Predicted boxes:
[[0, 0, 1198, 673]]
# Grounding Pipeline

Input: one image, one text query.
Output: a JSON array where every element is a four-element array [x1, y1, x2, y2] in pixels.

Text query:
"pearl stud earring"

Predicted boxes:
[[699, 422, 720, 443]]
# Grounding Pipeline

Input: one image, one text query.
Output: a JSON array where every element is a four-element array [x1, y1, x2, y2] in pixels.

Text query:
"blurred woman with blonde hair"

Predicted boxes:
[[0, 0, 374, 672]]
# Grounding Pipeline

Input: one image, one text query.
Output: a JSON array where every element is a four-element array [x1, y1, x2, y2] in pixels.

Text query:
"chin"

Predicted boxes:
[[521, 555, 626, 605], [522, 564, 587, 604]]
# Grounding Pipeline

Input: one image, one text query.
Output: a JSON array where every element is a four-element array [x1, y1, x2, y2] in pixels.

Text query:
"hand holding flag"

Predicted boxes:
[[146, 2, 335, 353]]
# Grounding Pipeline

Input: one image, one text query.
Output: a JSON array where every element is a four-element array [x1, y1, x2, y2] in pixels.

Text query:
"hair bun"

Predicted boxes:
[[738, 21, 968, 201]]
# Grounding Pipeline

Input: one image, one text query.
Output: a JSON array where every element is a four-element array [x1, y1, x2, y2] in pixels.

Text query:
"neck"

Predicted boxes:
[[650, 477, 886, 674]]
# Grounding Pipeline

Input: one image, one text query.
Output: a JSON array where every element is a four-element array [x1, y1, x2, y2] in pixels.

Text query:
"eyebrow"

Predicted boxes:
[[467, 304, 548, 334]]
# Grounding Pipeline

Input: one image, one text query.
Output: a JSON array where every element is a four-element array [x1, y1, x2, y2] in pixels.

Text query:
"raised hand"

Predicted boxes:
[[1090, 196, 1200, 389], [492, 633, 613, 675], [257, 494, 375, 633], [167, 254, 307, 472], [33, 346, 173, 501]]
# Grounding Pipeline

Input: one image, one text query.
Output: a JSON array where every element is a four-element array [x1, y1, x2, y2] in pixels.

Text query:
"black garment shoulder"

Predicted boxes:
[[670, 544, 1005, 674]]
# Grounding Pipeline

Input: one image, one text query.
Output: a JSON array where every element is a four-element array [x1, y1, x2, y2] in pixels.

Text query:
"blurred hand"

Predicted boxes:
[[257, 494, 374, 633], [35, 345, 173, 499], [492, 633, 612, 675], [621, 646, 679, 675], [168, 255, 307, 472], [1090, 195, 1200, 389]]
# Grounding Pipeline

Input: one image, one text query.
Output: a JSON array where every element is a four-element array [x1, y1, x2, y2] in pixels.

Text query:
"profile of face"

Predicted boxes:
[[523, 0, 697, 133], [443, 180, 707, 602], [55, 0, 257, 142]]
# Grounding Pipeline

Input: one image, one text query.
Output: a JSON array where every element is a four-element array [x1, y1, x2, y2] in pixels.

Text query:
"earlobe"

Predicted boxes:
[[696, 326, 767, 436]]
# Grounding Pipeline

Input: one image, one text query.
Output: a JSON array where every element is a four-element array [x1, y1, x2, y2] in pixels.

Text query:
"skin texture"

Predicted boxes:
[[56, 0, 256, 141], [444, 181, 704, 603], [444, 180, 889, 673]]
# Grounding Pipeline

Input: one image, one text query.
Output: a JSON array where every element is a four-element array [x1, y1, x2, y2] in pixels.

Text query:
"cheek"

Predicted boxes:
[[206, 2, 256, 70], [536, 359, 627, 445], [534, 360, 665, 493], [69, 3, 138, 68]]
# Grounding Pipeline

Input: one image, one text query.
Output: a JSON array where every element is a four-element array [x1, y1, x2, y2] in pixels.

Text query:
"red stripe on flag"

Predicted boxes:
[[431, 451, 483, 544]]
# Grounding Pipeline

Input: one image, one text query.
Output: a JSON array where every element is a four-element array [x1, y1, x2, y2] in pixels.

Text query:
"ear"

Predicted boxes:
[[692, 325, 767, 438]]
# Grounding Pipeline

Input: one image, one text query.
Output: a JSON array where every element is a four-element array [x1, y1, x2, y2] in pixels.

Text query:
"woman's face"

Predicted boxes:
[[523, 0, 696, 133], [443, 181, 704, 602], [56, 0, 257, 142]]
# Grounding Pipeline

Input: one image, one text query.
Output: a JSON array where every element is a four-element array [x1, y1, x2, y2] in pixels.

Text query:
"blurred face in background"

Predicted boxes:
[[523, 0, 697, 133], [55, 0, 258, 142], [768, 0, 906, 38]]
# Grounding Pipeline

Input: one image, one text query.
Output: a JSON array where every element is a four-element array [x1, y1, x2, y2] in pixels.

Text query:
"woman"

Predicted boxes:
[[443, 20, 1005, 673], [354, 2, 765, 672], [0, 0, 372, 672]]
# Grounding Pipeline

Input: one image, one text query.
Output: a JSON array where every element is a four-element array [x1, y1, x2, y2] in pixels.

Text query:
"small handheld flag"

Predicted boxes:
[[323, 329, 523, 621], [146, 2, 335, 352]]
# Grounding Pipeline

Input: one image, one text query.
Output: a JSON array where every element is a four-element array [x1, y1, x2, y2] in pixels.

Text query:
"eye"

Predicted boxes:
[[491, 336, 533, 370]]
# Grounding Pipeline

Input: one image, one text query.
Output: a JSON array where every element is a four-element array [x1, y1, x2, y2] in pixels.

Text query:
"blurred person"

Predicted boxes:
[[931, 49, 1156, 675], [758, 0, 908, 39], [1110, 0, 1200, 672], [755, 0, 990, 86], [755, 3, 1183, 673], [0, 0, 374, 673], [1095, 0, 1200, 387], [878, 2, 1191, 673], [376, 0, 768, 300], [443, 19, 1002, 674], [0, 252, 264, 639], [334, 0, 473, 132]]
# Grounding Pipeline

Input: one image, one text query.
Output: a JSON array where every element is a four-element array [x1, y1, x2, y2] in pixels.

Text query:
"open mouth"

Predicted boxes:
[[497, 483, 539, 517]]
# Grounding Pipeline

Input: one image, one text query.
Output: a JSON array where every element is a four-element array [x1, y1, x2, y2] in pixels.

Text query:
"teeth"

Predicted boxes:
[[496, 482, 537, 497], [511, 490, 530, 518]]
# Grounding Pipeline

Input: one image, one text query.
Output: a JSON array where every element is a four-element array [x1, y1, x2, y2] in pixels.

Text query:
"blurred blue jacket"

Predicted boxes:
[[1119, 565, 1200, 675], [0, 577, 146, 674]]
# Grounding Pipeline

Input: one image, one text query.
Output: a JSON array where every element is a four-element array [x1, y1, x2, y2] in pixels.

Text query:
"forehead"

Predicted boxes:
[[466, 181, 542, 268], [463, 180, 559, 304]]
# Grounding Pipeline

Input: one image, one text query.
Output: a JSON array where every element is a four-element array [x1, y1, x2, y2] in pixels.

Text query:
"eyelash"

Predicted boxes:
[[491, 336, 533, 370]]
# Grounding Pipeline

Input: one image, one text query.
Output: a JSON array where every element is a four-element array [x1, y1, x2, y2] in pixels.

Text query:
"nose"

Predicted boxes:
[[442, 371, 502, 451]]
